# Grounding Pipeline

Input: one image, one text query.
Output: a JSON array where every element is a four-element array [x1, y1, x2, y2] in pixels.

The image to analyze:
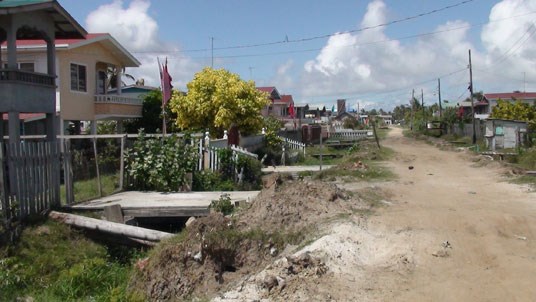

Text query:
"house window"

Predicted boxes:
[[70, 63, 87, 92], [96, 70, 106, 94]]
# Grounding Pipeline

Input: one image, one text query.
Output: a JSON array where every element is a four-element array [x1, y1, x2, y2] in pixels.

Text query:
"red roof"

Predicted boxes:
[[256, 86, 276, 93], [1, 33, 107, 48], [280, 94, 294, 104], [2, 113, 46, 121], [484, 92, 536, 100]]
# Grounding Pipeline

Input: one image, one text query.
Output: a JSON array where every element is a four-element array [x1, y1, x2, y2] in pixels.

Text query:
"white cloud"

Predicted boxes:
[[300, 0, 475, 103], [85, 0, 199, 90], [480, 0, 536, 90], [292, 0, 536, 110], [271, 60, 295, 93]]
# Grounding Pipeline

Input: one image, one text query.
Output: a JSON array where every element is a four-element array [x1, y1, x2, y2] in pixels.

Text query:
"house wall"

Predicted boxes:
[[94, 103, 141, 118], [57, 43, 124, 121]]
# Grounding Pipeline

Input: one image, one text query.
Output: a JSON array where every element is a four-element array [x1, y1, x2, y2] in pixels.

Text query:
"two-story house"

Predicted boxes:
[[1, 0, 90, 142], [1, 31, 141, 136]]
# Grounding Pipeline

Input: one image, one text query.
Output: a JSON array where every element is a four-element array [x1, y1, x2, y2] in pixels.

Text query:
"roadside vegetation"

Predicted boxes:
[[0, 219, 142, 302]]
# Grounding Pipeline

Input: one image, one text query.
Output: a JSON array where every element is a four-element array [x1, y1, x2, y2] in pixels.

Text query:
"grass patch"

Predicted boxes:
[[61, 173, 120, 204], [510, 175, 536, 186], [299, 145, 348, 166], [0, 219, 140, 301]]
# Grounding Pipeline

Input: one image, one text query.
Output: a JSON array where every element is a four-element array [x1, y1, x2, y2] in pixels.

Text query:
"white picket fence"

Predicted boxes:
[[279, 136, 306, 156]]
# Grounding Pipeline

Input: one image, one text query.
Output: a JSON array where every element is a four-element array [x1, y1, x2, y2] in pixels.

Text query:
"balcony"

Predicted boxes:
[[0, 69, 56, 113], [94, 94, 143, 119], [94, 94, 143, 105]]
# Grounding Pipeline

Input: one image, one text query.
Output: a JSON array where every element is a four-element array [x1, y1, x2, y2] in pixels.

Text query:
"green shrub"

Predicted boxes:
[[210, 194, 234, 215], [125, 131, 198, 192], [193, 170, 234, 191], [236, 155, 262, 190], [518, 147, 536, 170]]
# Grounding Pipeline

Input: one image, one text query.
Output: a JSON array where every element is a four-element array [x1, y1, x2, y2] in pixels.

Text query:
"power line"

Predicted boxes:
[[492, 22, 536, 65], [128, 11, 536, 63], [129, 0, 483, 55], [215, 0, 478, 50]]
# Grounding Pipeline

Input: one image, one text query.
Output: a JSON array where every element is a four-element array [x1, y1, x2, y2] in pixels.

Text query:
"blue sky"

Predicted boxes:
[[59, 0, 536, 111]]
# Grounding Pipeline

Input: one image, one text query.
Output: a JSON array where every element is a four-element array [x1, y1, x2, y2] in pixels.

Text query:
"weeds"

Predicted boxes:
[[210, 193, 235, 215], [0, 220, 139, 301]]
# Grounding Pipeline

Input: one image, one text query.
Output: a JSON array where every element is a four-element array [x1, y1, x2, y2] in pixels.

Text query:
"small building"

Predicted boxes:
[[485, 118, 528, 151]]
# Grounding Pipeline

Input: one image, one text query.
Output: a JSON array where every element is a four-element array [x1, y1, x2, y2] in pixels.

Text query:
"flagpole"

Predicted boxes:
[[157, 57, 166, 135]]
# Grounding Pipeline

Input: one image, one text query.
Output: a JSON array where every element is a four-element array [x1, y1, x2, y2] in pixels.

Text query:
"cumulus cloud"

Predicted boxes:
[[85, 0, 199, 89], [301, 0, 475, 104], [295, 0, 536, 109], [480, 0, 536, 87]]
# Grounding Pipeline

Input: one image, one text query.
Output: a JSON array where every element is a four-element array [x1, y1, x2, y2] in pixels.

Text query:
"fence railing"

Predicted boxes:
[[1, 141, 61, 223], [329, 130, 372, 141], [279, 136, 306, 156]]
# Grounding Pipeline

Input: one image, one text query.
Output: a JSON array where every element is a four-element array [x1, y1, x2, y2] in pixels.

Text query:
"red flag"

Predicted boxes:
[[288, 102, 295, 118], [160, 58, 173, 107]]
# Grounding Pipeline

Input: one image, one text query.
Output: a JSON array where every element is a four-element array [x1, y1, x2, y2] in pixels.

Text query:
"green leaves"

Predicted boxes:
[[124, 131, 199, 192], [491, 99, 536, 129]]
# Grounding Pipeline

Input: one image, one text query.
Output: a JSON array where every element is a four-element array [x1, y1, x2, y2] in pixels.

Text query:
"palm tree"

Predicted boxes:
[[106, 66, 135, 89]]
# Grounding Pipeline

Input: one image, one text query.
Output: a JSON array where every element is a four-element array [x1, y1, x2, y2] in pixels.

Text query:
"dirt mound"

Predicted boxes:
[[239, 175, 367, 232], [130, 176, 370, 301]]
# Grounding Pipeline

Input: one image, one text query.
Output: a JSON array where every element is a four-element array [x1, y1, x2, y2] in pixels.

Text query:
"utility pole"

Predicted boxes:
[[410, 89, 415, 131], [211, 37, 214, 68], [469, 49, 476, 144], [438, 78, 442, 118], [421, 89, 425, 130]]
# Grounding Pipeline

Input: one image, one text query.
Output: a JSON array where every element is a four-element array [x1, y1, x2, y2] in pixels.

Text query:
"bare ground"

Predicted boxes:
[[214, 127, 536, 301]]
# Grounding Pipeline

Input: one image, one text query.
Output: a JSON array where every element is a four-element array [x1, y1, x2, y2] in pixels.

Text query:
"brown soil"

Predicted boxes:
[[130, 174, 373, 301], [133, 128, 536, 301]]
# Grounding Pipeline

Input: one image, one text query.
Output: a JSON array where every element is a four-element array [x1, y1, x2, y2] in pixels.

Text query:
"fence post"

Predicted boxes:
[[63, 139, 74, 204], [119, 135, 126, 190], [0, 142, 9, 223], [203, 132, 210, 170], [92, 138, 102, 197]]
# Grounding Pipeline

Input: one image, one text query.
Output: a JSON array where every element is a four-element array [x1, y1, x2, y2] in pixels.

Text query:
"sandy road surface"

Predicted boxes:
[[215, 127, 535, 302], [356, 127, 536, 301]]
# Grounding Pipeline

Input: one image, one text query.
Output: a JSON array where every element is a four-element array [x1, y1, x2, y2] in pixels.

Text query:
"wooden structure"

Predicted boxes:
[[485, 119, 528, 151], [0, 1, 85, 225], [0, 141, 61, 222]]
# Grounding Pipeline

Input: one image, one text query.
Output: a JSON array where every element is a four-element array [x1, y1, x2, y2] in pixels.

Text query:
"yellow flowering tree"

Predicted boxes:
[[170, 68, 269, 137]]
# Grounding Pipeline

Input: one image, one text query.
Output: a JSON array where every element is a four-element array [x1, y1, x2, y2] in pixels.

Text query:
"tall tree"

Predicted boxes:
[[123, 89, 177, 133], [169, 67, 269, 137]]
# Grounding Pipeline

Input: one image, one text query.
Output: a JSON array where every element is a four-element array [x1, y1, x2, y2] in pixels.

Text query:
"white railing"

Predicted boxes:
[[329, 130, 372, 140], [94, 94, 143, 105], [230, 144, 258, 159], [279, 136, 306, 156]]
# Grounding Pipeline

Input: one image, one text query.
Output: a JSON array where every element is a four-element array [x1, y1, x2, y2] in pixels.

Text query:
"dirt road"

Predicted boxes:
[[340, 127, 536, 301], [216, 127, 535, 301]]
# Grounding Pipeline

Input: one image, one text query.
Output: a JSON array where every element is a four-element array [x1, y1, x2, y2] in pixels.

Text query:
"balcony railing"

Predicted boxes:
[[0, 69, 55, 86], [94, 94, 142, 105]]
